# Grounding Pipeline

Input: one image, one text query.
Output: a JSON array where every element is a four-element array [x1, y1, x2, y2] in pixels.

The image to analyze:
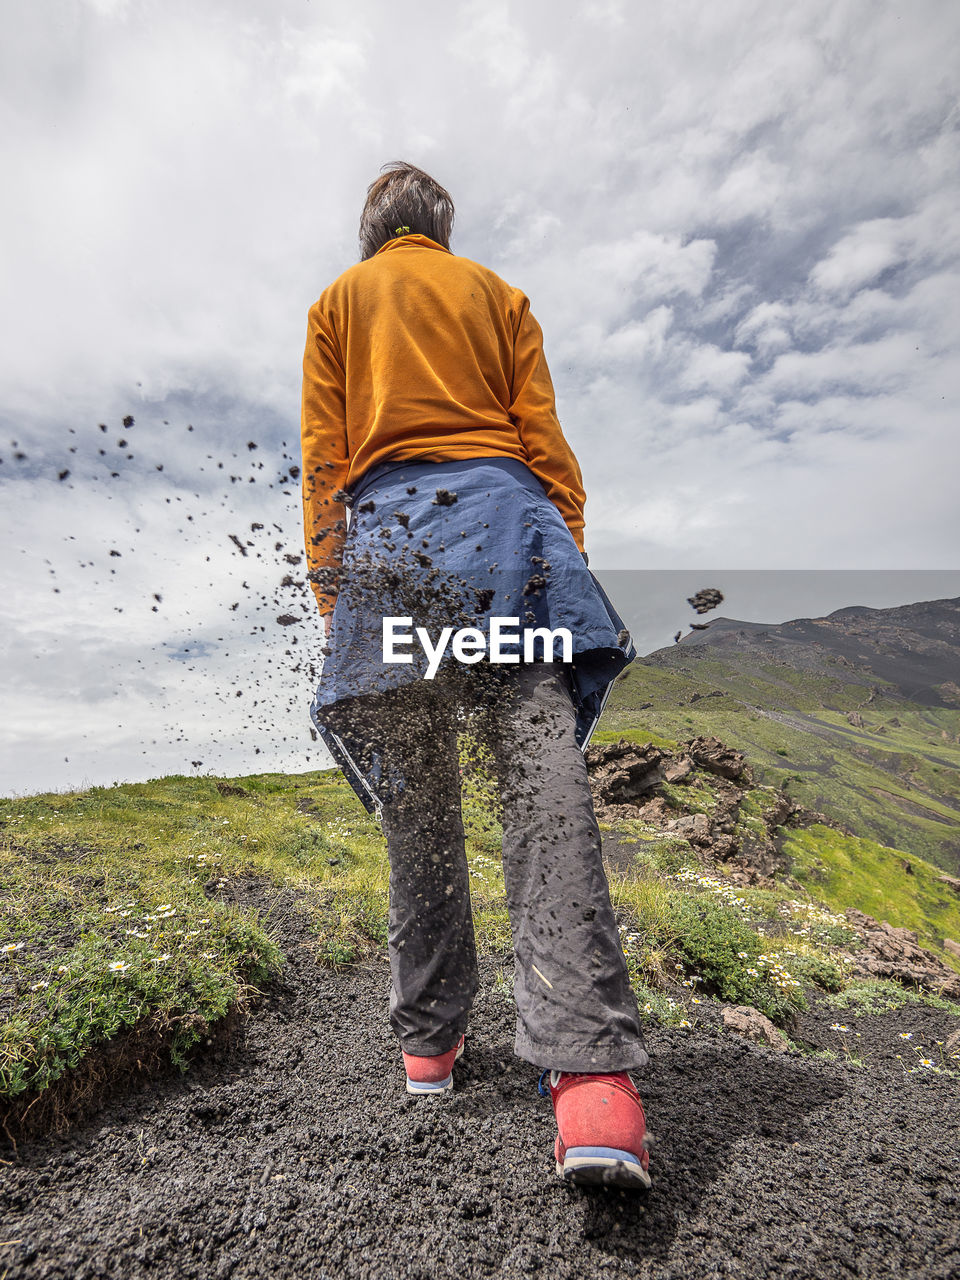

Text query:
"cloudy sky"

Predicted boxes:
[[2, 0, 959, 796]]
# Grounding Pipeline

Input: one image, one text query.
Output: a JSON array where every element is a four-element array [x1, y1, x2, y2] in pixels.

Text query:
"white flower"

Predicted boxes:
[[898, 1032, 912, 1040], [830, 1023, 848, 1032], [107, 961, 129, 973], [2, 942, 25, 956]]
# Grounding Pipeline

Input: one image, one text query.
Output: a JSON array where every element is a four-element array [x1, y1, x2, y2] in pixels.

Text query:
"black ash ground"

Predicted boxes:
[[3, 876, 958, 1280]]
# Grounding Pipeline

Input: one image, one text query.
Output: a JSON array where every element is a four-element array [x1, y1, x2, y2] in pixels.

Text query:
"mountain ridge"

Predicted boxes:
[[604, 594, 960, 874]]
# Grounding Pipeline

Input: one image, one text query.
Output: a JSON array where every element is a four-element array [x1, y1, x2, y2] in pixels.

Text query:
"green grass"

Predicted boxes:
[[824, 977, 960, 1017], [0, 770, 367, 1100], [605, 655, 960, 873], [0, 767, 521, 1105], [4, 741, 960, 1110], [783, 824, 960, 962]]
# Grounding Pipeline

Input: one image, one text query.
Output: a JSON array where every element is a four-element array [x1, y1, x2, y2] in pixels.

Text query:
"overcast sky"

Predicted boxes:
[[2, 0, 959, 796]]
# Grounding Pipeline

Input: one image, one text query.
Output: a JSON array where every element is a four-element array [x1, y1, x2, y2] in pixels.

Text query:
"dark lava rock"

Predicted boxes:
[[845, 909, 960, 999], [679, 735, 752, 782], [585, 739, 665, 807]]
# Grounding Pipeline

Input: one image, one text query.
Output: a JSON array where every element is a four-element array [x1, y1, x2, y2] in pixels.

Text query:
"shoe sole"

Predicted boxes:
[[558, 1146, 652, 1190], [405, 1040, 465, 1095]]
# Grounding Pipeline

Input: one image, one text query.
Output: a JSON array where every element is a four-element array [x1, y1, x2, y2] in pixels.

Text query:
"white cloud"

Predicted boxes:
[[2, 0, 959, 793]]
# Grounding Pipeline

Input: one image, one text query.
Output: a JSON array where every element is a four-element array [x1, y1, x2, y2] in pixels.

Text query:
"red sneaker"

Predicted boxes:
[[541, 1069, 653, 1189], [402, 1035, 465, 1095]]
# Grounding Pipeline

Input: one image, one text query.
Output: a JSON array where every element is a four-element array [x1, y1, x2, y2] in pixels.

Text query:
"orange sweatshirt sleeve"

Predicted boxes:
[[508, 294, 586, 552], [301, 302, 350, 620]]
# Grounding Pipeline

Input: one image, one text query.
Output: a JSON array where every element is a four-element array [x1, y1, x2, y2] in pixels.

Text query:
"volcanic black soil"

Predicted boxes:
[[3, 880, 959, 1280]]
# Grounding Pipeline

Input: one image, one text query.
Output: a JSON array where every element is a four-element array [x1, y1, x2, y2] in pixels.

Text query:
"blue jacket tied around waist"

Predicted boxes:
[[309, 457, 635, 814]]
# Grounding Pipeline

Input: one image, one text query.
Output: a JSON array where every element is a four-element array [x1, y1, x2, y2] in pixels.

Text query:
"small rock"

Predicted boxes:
[[664, 812, 712, 845], [680, 735, 751, 781], [663, 756, 694, 783], [721, 1006, 790, 1052]]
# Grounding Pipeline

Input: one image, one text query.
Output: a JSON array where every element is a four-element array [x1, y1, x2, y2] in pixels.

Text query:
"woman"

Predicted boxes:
[[300, 161, 652, 1189]]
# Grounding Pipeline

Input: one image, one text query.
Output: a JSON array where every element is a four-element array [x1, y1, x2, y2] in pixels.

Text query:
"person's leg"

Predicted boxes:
[[489, 662, 648, 1073], [329, 681, 479, 1056]]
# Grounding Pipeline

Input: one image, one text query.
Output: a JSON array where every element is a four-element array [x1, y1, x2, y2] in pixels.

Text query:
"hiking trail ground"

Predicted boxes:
[[3, 878, 958, 1280]]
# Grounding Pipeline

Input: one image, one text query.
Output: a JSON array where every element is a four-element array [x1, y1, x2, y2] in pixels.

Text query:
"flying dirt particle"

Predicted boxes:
[[433, 489, 458, 507], [276, 614, 299, 626], [287, 464, 301, 479], [99, 424, 108, 433], [247, 441, 258, 450], [523, 574, 546, 597], [690, 622, 710, 631], [673, 631, 682, 643], [58, 469, 70, 481], [117, 439, 127, 448], [228, 534, 249, 557], [392, 511, 411, 529], [122, 415, 134, 428], [109, 550, 122, 557], [688, 588, 724, 615], [251, 522, 264, 532], [358, 500, 376, 515]]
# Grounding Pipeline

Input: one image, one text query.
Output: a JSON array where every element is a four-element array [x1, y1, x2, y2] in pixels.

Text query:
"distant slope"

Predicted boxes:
[[603, 596, 960, 873], [673, 596, 960, 707]]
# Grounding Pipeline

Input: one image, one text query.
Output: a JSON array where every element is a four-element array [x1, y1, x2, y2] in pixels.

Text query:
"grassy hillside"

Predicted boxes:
[[3, 758, 959, 1118], [604, 654, 960, 874]]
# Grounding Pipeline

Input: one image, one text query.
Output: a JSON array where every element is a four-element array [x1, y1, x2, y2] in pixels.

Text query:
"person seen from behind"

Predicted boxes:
[[300, 161, 653, 1189]]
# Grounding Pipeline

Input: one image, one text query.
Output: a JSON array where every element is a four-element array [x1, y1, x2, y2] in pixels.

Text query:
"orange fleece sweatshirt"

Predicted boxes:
[[300, 233, 586, 618]]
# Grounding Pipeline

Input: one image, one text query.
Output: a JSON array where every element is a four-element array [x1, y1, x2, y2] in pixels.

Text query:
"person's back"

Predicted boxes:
[[318, 234, 528, 465], [303, 217, 586, 624]]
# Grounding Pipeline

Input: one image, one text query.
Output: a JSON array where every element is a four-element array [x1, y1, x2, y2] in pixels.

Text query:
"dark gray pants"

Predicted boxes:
[[328, 663, 649, 1073]]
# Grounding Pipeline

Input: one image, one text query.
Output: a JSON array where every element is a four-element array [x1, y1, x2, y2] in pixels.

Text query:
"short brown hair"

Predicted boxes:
[[358, 161, 455, 260]]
